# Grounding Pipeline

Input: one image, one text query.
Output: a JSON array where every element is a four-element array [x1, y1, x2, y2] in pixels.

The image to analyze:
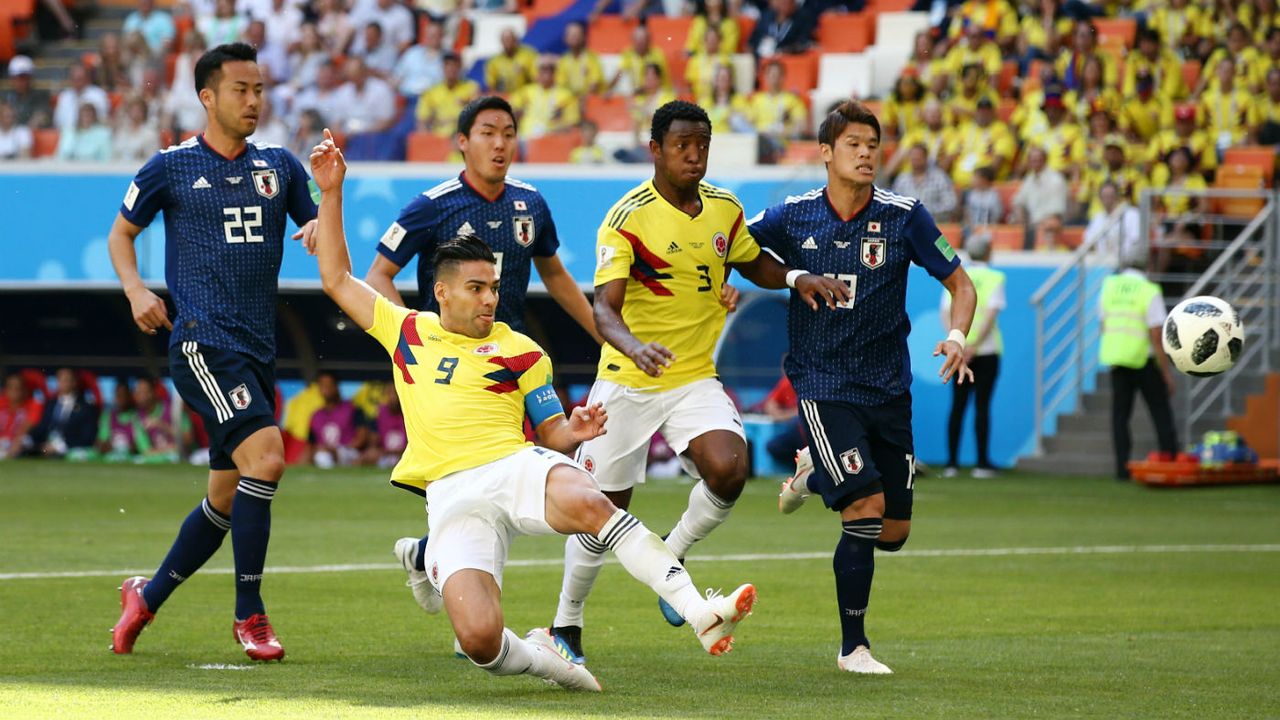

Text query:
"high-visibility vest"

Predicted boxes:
[[1099, 273, 1161, 369], [967, 265, 1005, 354]]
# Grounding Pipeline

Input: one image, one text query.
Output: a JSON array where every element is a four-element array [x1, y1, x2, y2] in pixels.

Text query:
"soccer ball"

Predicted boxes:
[[1161, 296, 1245, 376]]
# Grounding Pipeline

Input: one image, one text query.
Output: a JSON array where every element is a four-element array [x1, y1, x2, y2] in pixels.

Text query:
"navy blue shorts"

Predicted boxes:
[[169, 341, 277, 471], [796, 395, 916, 519]]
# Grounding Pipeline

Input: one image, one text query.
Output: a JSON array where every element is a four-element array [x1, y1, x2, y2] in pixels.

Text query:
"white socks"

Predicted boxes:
[[471, 628, 535, 676], [553, 533, 607, 628], [597, 509, 704, 622], [664, 481, 735, 559]]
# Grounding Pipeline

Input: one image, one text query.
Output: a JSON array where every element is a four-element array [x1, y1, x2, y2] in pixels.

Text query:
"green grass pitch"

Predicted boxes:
[[1, 460, 1278, 719]]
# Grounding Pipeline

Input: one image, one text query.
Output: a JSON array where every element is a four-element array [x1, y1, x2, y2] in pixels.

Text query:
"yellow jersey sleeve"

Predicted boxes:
[[726, 208, 760, 265], [367, 295, 414, 356]]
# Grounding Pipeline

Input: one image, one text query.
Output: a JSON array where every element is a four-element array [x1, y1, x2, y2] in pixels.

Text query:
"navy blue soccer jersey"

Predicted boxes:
[[119, 135, 318, 363], [375, 173, 560, 331], [748, 185, 961, 406]]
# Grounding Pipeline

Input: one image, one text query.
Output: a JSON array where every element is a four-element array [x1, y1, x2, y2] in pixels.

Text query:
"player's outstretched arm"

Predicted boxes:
[[311, 129, 379, 331], [594, 278, 675, 377], [730, 252, 851, 310], [535, 402, 608, 455], [108, 213, 172, 336], [934, 265, 977, 385]]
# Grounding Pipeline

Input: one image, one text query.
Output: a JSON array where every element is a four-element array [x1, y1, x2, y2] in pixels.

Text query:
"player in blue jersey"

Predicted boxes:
[[106, 43, 318, 662], [749, 100, 977, 674]]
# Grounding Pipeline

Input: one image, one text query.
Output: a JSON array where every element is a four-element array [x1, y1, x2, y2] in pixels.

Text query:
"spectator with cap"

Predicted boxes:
[[1118, 70, 1171, 144], [53, 65, 109, 132], [122, 0, 176, 56], [1022, 86, 1085, 180], [943, 96, 1016, 187], [485, 28, 538, 94], [4, 56, 52, 128], [0, 102, 33, 160], [556, 21, 606, 98], [1123, 27, 1185, 100], [1011, 145, 1068, 249], [1149, 103, 1217, 177], [893, 141, 958, 222], [393, 20, 445, 98], [415, 51, 479, 135], [511, 55, 580, 139]]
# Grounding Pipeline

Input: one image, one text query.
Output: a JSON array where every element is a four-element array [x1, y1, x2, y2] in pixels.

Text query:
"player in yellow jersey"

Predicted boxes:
[[308, 129, 758, 691], [549, 101, 850, 661]]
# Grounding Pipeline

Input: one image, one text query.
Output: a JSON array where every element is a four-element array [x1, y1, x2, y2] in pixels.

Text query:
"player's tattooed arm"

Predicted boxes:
[[594, 278, 675, 377], [934, 265, 976, 385], [730, 252, 851, 310], [109, 214, 172, 336]]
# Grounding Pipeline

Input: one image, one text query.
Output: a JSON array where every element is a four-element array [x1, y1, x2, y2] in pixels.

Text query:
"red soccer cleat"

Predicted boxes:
[[111, 576, 155, 654], [233, 613, 285, 662]]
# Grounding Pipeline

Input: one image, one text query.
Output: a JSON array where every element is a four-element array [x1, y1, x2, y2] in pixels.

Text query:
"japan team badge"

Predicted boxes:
[[229, 384, 252, 411], [514, 215, 535, 247], [860, 238, 885, 269], [840, 447, 864, 475], [251, 169, 279, 199]]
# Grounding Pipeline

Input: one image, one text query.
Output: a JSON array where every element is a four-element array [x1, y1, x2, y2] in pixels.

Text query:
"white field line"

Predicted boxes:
[[2, 543, 1278, 582]]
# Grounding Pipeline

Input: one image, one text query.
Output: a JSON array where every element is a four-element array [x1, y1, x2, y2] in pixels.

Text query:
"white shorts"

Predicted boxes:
[[577, 377, 745, 492], [422, 445, 584, 593]]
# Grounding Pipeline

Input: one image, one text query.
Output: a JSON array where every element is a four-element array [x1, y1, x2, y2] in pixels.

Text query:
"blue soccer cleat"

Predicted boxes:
[[658, 595, 687, 627]]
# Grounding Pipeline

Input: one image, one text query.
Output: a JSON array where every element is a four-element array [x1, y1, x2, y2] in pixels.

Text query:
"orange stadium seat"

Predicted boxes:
[[1222, 146, 1277, 185], [1213, 164, 1266, 217], [1181, 60, 1201, 92], [1057, 226, 1085, 249], [996, 61, 1017, 96], [997, 98, 1016, 123], [736, 17, 756, 52], [523, 130, 582, 163], [780, 142, 822, 165], [981, 224, 1025, 251], [32, 128, 58, 157], [587, 16, 638, 54], [406, 132, 453, 162], [667, 49, 689, 93], [758, 52, 818, 93], [994, 181, 1020, 217], [1094, 17, 1137, 49], [648, 16, 692, 53], [585, 94, 633, 132], [816, 13, 871, 53]]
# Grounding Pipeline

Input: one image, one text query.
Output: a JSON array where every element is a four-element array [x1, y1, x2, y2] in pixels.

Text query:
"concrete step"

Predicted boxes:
[[1043, 431, 1159, 458], [1016, 455, 1116, 477], [1057, 411, 1157, 435]]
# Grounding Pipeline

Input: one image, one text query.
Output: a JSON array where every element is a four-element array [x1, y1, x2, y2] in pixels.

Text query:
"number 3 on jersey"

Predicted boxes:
[[823, 273, 856, 309], [223, 206, 263, 243]]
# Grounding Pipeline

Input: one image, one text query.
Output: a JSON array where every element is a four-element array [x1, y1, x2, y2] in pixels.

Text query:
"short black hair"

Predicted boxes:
[[818, 100, 881, 146], [650, 100, 710, 144], [433, 234, 497, 277], [457, 95, 517, 137], [194, 42, 257, 93]]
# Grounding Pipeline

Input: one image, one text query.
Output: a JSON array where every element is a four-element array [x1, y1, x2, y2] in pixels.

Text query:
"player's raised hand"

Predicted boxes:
[[568, 402, 608, 442], [719, 283, 740, 313], [934, 337, 974, 385], [126, 286, 172, 335], [628, 341, 675, 377], [794, 273, 852, 310], [291, 219, 319, 255], [309, 128, 346, 192]]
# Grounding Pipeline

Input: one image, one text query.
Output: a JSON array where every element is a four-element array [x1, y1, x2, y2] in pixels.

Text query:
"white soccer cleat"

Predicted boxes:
[[691, 584, 757, 656], [394, 537, 442, 614], [838, 645, 893, 674], [778, 447, 814, 514], [525, 628, 602, 692]]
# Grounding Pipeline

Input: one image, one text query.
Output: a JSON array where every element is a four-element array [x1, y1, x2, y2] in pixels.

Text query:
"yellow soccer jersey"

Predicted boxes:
[[365, 296, 559, 493], [594, 180, 761, 391]]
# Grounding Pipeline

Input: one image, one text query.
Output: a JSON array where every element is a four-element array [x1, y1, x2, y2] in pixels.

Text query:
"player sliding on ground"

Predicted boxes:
[[308, 129, 755, 691]]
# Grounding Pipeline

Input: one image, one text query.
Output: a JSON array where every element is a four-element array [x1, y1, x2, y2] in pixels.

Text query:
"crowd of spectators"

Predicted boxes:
[[0, 0, 1276, 257]]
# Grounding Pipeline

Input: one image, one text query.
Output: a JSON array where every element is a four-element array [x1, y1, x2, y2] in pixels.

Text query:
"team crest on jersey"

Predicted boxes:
[[712, 232, 728, 257], [840, 447, 864, 475], [251, 169, 279, 199], [514, 215, 535, 247], [228, 384, 252, 411], [583, 455, 596, 473], [473, 342, 500, 355], [861, 238, 886, 269]]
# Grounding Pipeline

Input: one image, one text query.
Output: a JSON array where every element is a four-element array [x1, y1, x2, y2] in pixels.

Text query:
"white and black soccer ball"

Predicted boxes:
[[1162, 296, 1245, 376]]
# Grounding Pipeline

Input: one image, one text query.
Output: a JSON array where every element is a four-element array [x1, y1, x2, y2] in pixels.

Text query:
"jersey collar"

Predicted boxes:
[[197, 133, 248, 161], [824, 185, 873, 223], [460, 171, 506, 203]]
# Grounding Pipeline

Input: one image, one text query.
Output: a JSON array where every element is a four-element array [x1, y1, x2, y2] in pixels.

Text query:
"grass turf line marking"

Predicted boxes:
[[188, 664, 256, 671], [2, 543, 1278, 581]]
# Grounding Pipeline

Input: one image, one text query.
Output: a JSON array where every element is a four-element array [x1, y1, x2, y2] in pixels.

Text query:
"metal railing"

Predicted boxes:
[[1030, 186, 1280, 457]]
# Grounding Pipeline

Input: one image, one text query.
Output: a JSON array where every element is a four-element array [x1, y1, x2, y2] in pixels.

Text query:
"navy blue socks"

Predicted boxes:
[[834, 517, 882, 655], [232, 477, 277, 620], [142, 497, 230, 612]]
